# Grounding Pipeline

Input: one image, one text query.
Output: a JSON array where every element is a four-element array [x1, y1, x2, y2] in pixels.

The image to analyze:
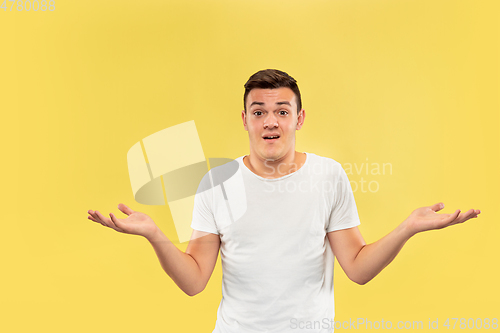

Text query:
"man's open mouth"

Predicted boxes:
[[263, 135, 280, 141]]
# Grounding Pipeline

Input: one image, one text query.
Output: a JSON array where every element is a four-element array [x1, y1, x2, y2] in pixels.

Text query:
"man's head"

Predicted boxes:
[[241, 69, 305, 163], [243, 69, 302, 114]]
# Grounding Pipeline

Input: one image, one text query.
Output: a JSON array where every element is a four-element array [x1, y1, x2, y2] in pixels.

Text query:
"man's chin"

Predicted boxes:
[[254, 145, 287, 162], [261, 152, 282, 162]]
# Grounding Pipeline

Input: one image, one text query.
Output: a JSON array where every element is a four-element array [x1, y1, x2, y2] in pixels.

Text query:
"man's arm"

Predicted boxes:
[[147, 229, 220, 296], [88, 204, 220, 296], [327, 202, 480, 285]]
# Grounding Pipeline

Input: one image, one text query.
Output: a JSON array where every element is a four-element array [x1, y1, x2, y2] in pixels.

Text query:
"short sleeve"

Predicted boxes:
[[190, 172, 219, 235], [327, 165, 361, 233]]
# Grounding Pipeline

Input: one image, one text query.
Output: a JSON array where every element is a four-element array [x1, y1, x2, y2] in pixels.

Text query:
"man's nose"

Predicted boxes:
[[263, 113, 279, 129]]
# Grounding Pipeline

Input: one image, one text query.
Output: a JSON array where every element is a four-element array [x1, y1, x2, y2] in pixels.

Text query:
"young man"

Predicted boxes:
[[87, 69, 480, 333]]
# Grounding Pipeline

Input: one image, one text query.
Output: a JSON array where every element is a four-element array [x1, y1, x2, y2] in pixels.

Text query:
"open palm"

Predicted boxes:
[[405, 202, 480, 235], [87, 203, 158, 239]]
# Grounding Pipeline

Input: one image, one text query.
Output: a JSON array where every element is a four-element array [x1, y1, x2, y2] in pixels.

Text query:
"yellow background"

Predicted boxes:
[[1, 0, 498, 332]]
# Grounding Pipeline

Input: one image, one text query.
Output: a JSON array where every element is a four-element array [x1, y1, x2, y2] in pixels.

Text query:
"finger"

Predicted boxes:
[[450, 209, 476, 225], [96, 211, 124, 232], [444, 209, 461, 224], [89, 210, 124, 232], [469, 209, 480, 219], [109, 213, 125, 231], [463, 209, 479, 221], [95, 211, 112, 227], [88, 215, 99, 223], [118, 203, 134, 216], [89, 210, 105, 225], [430, 202, 445, 212], [88, 210, 99, 220]]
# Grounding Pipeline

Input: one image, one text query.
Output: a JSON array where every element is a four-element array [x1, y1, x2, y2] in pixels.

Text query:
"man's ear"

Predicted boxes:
[[296, 109, 306, 130], [241, 110, 248, 131]]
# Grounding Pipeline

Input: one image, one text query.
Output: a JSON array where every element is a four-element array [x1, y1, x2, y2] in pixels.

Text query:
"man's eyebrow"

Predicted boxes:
[[276, 101, 291, 106], [249, 101, 265, 107], [249, 101, 292, 108]]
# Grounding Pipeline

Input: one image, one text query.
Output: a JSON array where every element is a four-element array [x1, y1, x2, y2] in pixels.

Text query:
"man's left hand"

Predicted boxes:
[[404, 202, 481, 236]]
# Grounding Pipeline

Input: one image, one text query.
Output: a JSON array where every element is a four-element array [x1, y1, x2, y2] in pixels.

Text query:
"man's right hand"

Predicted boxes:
[[87, 203, 159, 240], [88, 203, 220, 296]]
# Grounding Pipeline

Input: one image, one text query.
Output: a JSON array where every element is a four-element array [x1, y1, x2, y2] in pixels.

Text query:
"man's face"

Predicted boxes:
[[242, 87, 305, 162]]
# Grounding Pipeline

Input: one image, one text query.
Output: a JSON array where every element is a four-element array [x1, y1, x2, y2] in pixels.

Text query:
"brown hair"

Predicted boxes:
[[243, 69, 302, 114]]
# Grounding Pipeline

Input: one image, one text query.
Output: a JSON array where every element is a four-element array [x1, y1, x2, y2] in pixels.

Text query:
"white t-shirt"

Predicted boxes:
[[191, 152, 361, 333]]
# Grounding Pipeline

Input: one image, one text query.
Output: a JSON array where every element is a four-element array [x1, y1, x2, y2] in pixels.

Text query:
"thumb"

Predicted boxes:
[[430, 202, 445, 212], [118, 203, 134, 216]]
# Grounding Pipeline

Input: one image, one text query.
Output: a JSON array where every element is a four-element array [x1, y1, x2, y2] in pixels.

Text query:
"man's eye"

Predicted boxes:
[[279, 110, 288, 115], [254, 111, 262, 116]]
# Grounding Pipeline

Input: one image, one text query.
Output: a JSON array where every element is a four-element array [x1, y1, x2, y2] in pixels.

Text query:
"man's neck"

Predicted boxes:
[[243, 151, 307, 179]]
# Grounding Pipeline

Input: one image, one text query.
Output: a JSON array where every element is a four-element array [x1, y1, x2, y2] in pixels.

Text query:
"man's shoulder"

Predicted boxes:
[[306, 152, 343, 171]]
